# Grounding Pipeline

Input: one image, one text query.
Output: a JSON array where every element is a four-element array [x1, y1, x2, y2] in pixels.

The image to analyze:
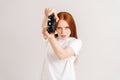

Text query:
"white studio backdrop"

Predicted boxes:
[[0, 0, 120, 80]]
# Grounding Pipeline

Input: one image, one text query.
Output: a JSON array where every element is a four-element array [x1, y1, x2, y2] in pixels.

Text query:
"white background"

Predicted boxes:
[[0, 0, 120, 80]]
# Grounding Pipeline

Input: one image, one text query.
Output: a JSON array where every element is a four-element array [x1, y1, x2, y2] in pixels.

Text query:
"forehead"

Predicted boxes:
[[57, 20, 69, 27]]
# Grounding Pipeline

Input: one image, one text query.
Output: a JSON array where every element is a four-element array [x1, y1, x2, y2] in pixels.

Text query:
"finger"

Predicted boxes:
[[48, 9, 55, 16], [45, 8, 50, 16]]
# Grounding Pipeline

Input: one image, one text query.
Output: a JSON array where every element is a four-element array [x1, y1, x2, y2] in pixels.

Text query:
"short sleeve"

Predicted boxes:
[[69, 39, 82, 56]]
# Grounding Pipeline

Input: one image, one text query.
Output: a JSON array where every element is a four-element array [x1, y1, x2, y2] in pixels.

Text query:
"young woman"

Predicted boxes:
[[41, 8, 82, 80]]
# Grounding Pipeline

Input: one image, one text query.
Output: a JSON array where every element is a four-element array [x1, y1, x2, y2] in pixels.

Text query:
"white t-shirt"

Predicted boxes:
[[41, 37, 82, 80]]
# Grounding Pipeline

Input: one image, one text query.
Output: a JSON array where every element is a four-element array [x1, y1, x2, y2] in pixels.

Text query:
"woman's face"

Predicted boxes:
[[56, 20, 71, 40]]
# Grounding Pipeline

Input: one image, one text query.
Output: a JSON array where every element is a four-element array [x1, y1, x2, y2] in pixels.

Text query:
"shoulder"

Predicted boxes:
[[68, 37, 82, 49], [70, 38, 82, 48], [68, 37, 82, 55], [69, 37, 82, 44]]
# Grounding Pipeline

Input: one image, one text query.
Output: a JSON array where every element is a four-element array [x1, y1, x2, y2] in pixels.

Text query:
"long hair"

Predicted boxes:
[[55, 12, 78, 39]]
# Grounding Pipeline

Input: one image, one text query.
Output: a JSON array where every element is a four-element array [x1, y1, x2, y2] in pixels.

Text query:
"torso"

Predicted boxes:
[[41, 37, 79, 80]]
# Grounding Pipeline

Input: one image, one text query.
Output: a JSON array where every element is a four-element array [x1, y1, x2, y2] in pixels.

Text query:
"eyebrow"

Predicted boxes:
[[57, 26, 69, 28]]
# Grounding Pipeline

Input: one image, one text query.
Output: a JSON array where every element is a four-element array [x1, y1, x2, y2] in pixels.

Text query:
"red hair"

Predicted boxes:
[[55, 12, 78, 39]]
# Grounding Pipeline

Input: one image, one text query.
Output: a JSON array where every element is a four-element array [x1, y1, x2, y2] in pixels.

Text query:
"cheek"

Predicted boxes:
[[67, 29, 71, 34], [56, 29, 61, 34]]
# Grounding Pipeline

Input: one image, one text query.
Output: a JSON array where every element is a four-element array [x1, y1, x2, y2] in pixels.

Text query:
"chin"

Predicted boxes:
[[61, 37, 68, 40], [61, 38, 66, 40], [58, 35, 69, 40]]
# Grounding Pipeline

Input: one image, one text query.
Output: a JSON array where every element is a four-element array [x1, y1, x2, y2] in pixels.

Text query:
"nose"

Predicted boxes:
[[61, 28, 65, 34]]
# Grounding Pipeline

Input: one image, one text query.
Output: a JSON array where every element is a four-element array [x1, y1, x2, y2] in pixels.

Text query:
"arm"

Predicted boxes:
[[41, 16, 48, 40], [48, 36, 75, 60], [42, 8, 75, 60]]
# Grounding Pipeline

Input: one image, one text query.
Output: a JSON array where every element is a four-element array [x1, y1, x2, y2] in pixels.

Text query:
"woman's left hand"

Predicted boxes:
[[45, 8, 59, 22]]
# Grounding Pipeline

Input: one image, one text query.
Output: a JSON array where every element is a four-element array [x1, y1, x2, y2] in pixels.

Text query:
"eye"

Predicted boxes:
[[65, 26, 69, 29], [57, 27, 61, 29]]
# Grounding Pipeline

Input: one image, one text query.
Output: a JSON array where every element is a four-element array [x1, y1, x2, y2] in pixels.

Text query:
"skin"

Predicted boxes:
[[56, 20, 71, 40], [42, 8, 75, 60]]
